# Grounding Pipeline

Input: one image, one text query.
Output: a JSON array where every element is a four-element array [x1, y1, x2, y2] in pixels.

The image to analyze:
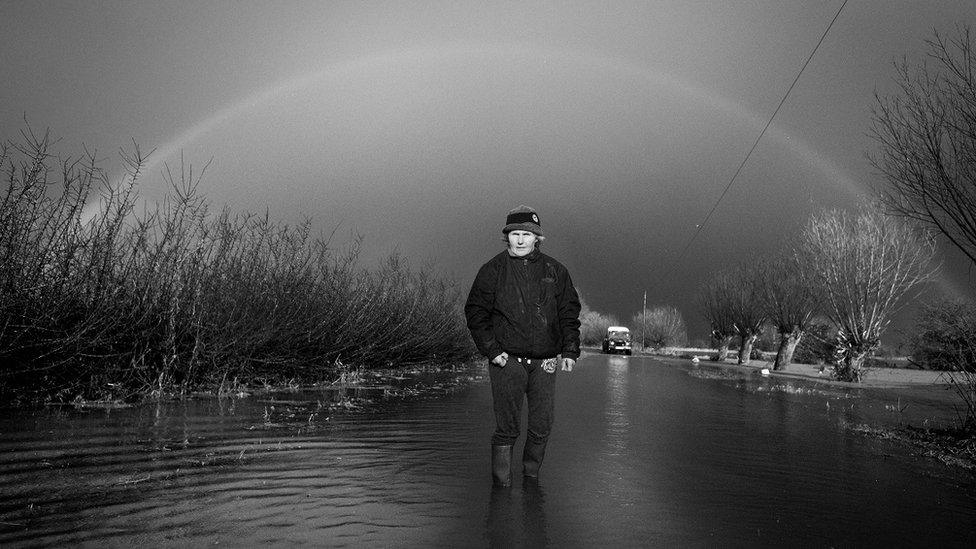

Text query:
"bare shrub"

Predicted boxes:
[[579, 303, 618, 346], [910, 301, 976, 372], [0, 128, 473, 403], [632, 306, 687, 349], [755, 326, 779, 353], [910, 301, 976, 432], [792, 321, 839, 366]]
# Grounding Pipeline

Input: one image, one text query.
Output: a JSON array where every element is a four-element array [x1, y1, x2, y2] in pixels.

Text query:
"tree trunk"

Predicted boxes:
[[836, 350, 867, 382], [773, 330, 802, 371], [715, 335, 733, 361], [834, 331, 875, 382], [738, 334, 758, 365]]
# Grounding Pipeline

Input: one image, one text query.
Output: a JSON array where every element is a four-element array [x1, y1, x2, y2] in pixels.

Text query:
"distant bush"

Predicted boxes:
[[863, 357, 908, 369], [909, 301, 976, 372], [909, 301, 976, 433], [754, 325, 778, 353], [632, 306, 687, 349], [793, 322, 838, 365], [580, 305, 618, 346], [0, 129, 474, 403], [873, 344, 897, 358]]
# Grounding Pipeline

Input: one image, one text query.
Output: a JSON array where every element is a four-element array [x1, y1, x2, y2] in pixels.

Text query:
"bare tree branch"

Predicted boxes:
[[801, 207, 937, 381], [871, 26, 976, 266]]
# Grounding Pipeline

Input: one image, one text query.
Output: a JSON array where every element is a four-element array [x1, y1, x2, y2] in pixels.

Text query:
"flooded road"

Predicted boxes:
[[2, 353, 974, 547]]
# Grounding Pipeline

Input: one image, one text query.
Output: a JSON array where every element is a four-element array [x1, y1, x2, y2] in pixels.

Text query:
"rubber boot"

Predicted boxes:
[[491, 444, 513, 486], [522, 440, 547, 479]]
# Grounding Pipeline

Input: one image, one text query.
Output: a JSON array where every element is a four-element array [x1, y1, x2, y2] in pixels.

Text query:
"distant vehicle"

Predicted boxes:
[[602, 326, 632, 355]]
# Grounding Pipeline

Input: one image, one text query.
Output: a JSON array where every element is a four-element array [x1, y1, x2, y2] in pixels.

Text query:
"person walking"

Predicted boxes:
[[464, 205, 581, 486]]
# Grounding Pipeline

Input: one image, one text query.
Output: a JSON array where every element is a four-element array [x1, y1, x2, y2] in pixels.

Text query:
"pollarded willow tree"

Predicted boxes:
[[801, 208, 937, 382], [726, 263, 767, 365], [699, 271, 737, 362], [756, 252, 820, 370], [870, 27, 976, 267]]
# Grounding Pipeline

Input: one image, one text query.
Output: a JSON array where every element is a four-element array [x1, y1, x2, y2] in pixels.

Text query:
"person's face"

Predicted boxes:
[[507, 230, 538, 256]]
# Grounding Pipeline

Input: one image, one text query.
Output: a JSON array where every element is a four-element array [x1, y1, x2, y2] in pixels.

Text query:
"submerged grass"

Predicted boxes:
[[853, 424, 976, 474], [0, 128, 474, 404]]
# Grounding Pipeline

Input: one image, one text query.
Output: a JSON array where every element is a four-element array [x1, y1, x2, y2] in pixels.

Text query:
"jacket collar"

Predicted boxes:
[[507, 248, 542, 262]]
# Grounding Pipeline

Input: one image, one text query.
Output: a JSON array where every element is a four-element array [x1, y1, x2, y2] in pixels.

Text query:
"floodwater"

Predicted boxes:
[[2, 354, 974, 547]]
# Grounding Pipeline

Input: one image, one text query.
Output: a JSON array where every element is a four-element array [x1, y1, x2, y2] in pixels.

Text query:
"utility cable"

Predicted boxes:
[[671, 0, 849, 266]]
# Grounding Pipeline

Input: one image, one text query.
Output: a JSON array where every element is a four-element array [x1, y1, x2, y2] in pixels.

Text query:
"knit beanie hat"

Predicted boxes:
[[502, 205, 543, 236]]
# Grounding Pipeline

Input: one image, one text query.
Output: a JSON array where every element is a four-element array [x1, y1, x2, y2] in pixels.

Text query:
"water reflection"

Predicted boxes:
[[486, 480, 547, 548], [604, 355, 630, 456]]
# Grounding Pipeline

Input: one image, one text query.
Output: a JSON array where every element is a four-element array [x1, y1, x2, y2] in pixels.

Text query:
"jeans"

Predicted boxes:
[[489, 357, 557, 446]]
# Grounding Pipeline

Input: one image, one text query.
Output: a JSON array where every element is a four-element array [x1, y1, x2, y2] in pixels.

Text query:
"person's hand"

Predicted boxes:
[[561, 357, 576, 372], [492, 352, 509, 367]]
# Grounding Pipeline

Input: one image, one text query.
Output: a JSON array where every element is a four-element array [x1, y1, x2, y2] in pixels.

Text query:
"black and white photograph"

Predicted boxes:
[[2, 1, 975, 546]]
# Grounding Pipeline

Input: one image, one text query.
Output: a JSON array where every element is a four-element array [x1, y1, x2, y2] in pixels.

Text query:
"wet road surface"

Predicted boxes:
[[2, 353, 974, 547]]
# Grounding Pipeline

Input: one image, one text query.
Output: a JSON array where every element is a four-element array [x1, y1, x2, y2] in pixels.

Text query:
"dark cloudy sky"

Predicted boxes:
[[3, 1, 975, 344]]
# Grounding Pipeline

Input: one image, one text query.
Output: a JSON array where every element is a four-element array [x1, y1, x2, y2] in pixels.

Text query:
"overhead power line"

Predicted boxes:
[[671, 0, 849, 266]]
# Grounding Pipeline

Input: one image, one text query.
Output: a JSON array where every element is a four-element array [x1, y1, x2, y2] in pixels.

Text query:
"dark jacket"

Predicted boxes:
[[465, 249, 581, 360]]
